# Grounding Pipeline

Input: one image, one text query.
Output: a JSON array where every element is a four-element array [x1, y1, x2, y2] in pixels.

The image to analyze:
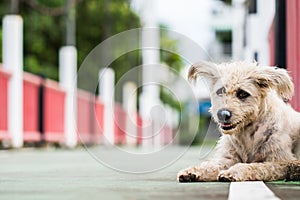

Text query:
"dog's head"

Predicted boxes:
[[188, 61, 294, 135]]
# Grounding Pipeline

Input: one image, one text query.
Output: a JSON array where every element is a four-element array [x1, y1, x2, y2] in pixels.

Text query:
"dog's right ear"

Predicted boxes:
[[188, 61, 218, 82], [253, 67, 294, 101]]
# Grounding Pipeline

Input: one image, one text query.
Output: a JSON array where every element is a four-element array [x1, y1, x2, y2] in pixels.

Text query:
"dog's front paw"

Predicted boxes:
[[218, 170, 239, 182], [218, 164, 251, 182], [177, 165, 211, 182], [177, 164, 221, 182], [177, 167, 200, 182]]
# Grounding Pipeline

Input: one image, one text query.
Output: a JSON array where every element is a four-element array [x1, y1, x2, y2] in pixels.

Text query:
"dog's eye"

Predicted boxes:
[[236, 89, 250, 100], [216, 87, 226, 96]]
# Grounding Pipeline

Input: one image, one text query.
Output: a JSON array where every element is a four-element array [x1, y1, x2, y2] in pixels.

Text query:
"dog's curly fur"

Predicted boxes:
[[177, 61, 300, 182]]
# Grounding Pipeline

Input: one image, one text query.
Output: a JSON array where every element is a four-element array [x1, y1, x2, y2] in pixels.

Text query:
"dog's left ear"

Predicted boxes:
[[253, 67, 294, 101], [188, 61, 218, 82]]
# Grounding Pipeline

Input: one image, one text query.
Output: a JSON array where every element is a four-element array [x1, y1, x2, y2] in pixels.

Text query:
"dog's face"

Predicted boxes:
[[188, 61, 294, 135]]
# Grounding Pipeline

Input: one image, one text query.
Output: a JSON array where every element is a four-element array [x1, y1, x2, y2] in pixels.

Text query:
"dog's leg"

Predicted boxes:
[[218, 162, 288, 182], [177, 136, 240, 182], [177, 159, 236, 182], [177, 161, 225, 182]]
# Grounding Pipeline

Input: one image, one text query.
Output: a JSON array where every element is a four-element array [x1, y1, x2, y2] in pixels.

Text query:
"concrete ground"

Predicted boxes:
[[0, 145, 299, 200]]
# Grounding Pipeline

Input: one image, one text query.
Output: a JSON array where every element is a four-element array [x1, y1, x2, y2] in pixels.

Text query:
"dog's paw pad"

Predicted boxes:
[[178, 174, 191, 182], [178, 172, 197, 182], [218, 174, 235, 182], [218, 172, 237, 182]]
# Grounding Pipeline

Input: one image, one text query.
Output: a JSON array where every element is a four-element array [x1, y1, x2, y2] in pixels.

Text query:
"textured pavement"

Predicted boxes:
[[0, 145, 299, 200]]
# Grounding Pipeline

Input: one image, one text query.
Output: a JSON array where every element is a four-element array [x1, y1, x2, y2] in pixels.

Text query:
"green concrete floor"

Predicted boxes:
[[0, 146, 299, 200]]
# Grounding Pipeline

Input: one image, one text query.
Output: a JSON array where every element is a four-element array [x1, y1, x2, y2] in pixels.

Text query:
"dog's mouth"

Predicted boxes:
[[220, 122, 238, 131]]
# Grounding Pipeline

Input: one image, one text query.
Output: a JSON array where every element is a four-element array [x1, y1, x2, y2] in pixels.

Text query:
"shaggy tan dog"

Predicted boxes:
[[177, 61, 300, 182]]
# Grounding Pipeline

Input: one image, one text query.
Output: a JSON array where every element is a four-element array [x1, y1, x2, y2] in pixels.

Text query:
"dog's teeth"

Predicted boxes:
[[221, 123, 232, 127]]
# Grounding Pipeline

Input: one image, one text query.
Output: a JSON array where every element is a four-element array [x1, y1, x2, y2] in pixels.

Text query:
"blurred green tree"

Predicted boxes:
[[0, 0, 183, 111], [0, 0, 141, 80]]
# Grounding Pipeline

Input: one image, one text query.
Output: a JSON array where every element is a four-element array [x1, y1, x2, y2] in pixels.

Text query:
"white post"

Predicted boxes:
[[3, 15, 23, 148], [256, 0, 275, 65], [243, 0, 275, 65], [59, 46, 77, 148], [232, 0, 246, 60], [123, 82, 137, 146], [139, 0, 161, 148], [99, 68, 115, 145]]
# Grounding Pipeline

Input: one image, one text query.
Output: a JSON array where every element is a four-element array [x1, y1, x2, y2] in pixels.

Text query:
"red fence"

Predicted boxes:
[[77, 90, 93, 143], [286, 0, 300, 111], [268, 21, 275, 66], [0, 66, 10, 140], [269, 1, 300, 111], [94, 99, 104, 143], [114, 103, 127, 144], [43, 80, 66, 143], [77, 90, 105, 144], [23, 73, 42, 142], [136, 115, 143, 145], [0, 65, 174, 147]]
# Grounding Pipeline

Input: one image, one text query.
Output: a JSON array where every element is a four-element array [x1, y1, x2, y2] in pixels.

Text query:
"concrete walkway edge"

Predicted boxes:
[[228, 181, 281, 200]]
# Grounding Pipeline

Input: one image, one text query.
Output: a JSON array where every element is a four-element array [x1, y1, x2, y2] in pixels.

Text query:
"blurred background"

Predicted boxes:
[[0, 0, 299, 149]]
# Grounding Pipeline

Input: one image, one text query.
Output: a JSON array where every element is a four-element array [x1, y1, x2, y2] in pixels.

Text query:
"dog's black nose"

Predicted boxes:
[[217, 109, 232, 122]]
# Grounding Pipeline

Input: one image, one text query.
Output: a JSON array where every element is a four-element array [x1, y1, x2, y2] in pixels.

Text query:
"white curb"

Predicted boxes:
[[228, 181, 280, 200]]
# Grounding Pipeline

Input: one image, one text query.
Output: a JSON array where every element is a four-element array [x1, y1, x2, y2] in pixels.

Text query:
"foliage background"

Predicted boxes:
[[0, 0, 184, 109], [0, 0, 141, 81], [0, 0, 211, 144]]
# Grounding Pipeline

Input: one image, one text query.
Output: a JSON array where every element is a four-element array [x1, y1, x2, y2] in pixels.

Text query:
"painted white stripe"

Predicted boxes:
[[228, 181, 280, 200]]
